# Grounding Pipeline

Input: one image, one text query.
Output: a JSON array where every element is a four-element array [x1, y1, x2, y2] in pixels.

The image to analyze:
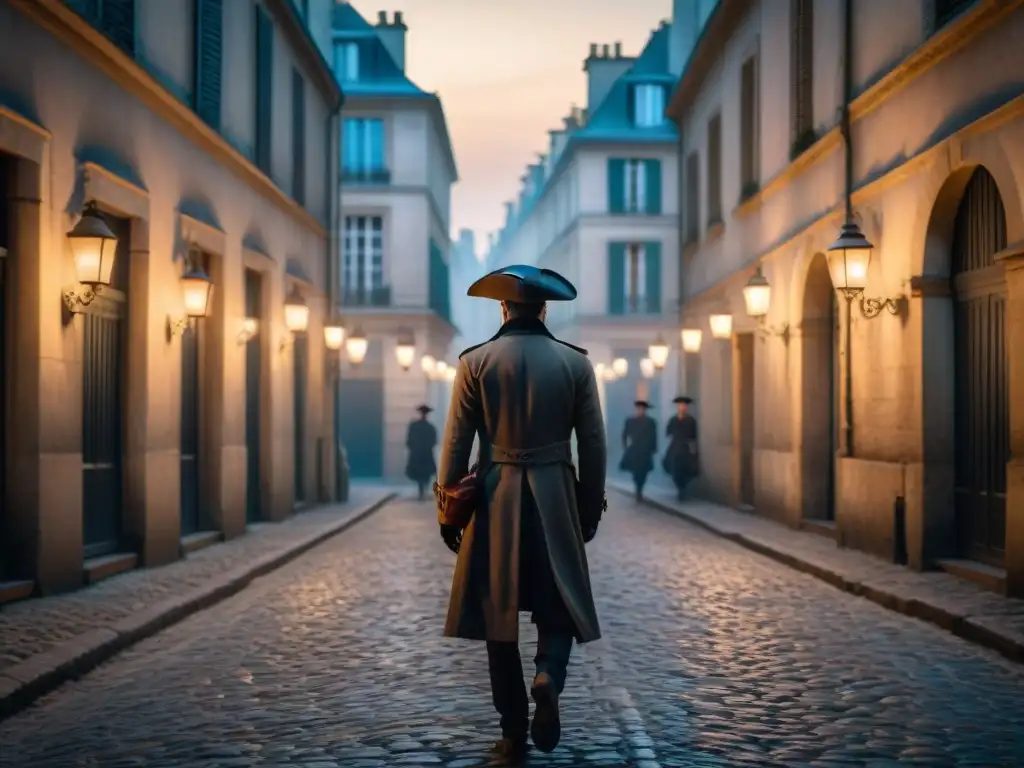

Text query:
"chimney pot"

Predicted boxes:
[[589, 43, 598, 57], [602, 44, 610, 57], [377, 10, 387, 24], [614, 41, 622, 58], [394, 10, 403, 25]]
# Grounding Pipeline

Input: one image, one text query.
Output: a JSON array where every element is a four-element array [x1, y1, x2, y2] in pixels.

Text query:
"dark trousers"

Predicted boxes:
[[631, 470, 650, 497], [486, 628, 573, 738]]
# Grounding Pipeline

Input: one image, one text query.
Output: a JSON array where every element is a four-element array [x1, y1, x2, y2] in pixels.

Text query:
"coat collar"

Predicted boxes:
[[492, 316, 554, 340]]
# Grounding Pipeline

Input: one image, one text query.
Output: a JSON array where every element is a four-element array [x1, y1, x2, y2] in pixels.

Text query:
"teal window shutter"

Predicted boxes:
[[100, 0, 136, 55], [644, 242, 661, 313], [645, 159, 662, 214], [195, 0, 223, 130], [607, 243, 626, 314], [291, 69, 306, 205], [255, 5, 274, 173], [607, 158, 625, 213]]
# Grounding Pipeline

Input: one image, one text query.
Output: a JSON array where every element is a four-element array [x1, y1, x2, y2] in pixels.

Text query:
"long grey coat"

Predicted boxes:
[[438, 318, 607, 644]]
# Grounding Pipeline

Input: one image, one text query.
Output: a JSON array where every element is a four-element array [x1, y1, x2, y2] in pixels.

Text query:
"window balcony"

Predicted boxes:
[[610, 295, 662, 316], [342, 168, 391, 185], [341, 285, 392, 307]]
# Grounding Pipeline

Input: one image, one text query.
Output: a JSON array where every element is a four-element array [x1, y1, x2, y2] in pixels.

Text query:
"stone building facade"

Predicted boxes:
[[668, 0, 1024, 595], [328, 4, 458, 482], [0, 0, 342, 597]]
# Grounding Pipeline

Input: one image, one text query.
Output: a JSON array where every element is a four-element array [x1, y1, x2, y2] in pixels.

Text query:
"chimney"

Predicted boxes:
[[668, 0, 700, 77], [375, 10, 407, 72], [583, 42, 634, 111]]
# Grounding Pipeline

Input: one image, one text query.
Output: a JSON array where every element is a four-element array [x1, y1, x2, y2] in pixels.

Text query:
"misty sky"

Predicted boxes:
[[350, 0, 673, 252]]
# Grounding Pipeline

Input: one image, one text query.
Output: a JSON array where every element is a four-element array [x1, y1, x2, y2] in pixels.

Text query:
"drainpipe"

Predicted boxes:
[[839, 0, 855, 458], [676, 121, 687, 401]]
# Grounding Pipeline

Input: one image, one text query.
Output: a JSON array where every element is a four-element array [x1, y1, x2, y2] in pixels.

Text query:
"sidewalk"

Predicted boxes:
[[0, 485, 397, 719], [610, 481, 1024, 664]]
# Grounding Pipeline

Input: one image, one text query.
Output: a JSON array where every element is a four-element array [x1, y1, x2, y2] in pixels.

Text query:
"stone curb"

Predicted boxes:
[[611, 486, 1024, 666], [0, 492, 397, 721]]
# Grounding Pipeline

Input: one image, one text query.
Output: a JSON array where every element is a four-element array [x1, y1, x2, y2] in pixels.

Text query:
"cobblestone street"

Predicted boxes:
[[2, 495, 1024, 767]]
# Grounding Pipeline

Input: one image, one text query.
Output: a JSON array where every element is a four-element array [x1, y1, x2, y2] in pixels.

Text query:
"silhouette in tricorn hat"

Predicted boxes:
[[663, 396, 699, 500], [621, 399, 658, 500], [406, 404, 437, 500]]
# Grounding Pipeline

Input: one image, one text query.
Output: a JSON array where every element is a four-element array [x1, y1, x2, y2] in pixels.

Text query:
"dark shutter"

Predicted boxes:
[[686, 152, 700, 242], [255, 5, 274, 173], [707, 113, 722, 225], [626, 84, 637, 126], [740, 52, 758, 193], [291, 69, 306, 206], [644, 242, 661, 314], [195, 0, 223, 129], [607, 158, 625, 213], [101, 0, 136, 55], [644, 159, 662, 215], [791, 0, 814, 147], [607, 243, 626, 315]]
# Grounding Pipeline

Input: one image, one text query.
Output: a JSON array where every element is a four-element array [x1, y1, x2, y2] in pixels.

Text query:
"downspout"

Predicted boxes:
[[839, 0, 855, 457], [677, 121, 687, 401], [327, 93, 344, 499]]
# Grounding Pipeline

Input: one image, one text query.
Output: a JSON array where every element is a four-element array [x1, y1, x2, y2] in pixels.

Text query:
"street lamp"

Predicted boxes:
[[826, 221, 901, 318], [346, 326, 368, 365], [420, 354, 436, 376], [434, 360, 449, 379], [648, 334, 670, 370], [681, 328, 702, 354], [283, 286, 310, 334], [612, 358, 628, 377], [395, 332, 416, 372], [742, 267, 771, 319], [709, 313, 733, 340], [324, 318, 346, 352], [444, 367, 457, 383], [168, 245, 214, 339], [639, 357, 655, 379], [63, 201, 119, 313]]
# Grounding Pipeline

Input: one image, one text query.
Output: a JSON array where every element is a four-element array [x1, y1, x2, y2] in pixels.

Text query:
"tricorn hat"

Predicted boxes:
[[416, 404, 433, 414], [467, 264, 577, 302], [634, 400, 652, 409], [673, 396, 693, 404]]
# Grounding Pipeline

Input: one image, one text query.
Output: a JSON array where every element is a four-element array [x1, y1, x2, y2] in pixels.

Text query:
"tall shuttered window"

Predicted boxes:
[[685, 152, 699, 243], [608, 242, 662, 315], [791, 0, 815, 158], [740, 51, 759, 198], [255, 5, 274, 174], [291, 69, 306, 206], [608, 158, 662, 215], [707, 113, 722, 227], [194, 0, 223, 130], [78, 0, 136, 55]]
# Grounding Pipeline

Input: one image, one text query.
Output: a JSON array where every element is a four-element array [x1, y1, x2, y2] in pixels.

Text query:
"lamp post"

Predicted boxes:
[[63, 201, 119, 313]]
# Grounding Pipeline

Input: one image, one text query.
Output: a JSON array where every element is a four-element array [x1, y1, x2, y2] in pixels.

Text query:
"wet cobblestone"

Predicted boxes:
[[2, 494, 1024, 766]]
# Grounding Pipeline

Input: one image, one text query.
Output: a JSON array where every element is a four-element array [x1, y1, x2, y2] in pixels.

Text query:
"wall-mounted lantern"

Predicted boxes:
[[708, 313, 733, 340], [168, 245, 214, 340], [283, 286, 310, 334], [647, 334, 670, 370], [444, 367, 457, 383], [420, 354, 436, 377], [237, 317, 259, 345], [681, 328, 703, 354], [826, 221, 901, 317], [63, 201, 119, 313], [742, 266, 789, 341], [395, 329, 416, 372], [346, 326, 368, 365], [612, 358, 628, 377], [434, 360, 449, 380], [324, 318, 346, 352], [639, 357, 655, 379]]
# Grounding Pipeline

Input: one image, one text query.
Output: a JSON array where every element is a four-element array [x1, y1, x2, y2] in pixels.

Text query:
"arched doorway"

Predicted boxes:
[[800, 252, 838, 522], [951, 167, 1009, 567]]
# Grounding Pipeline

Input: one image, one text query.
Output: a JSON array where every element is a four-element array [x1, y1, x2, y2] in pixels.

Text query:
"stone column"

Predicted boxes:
[[1000, 248, 1024, 597]]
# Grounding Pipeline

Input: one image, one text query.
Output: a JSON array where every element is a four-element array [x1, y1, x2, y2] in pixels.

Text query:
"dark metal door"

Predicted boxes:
[[244, 270, 261, 523], [337, 378, 384, 477], [293, 334, 308, 503], [737, 333, 755, 507], [82, 214, 129, 558], [179, 322, 201, 535], [952, 167, 1009, 566]]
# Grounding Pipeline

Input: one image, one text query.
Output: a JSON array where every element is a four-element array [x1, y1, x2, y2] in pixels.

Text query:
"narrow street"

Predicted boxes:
[[2, 496, 1023, 768]]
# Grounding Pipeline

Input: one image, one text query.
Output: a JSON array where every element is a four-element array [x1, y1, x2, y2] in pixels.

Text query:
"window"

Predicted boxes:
[[625, 244, 648, 313], [791, 0, 815, 157], [624, 160, 647, 213], [685, 152, 700, 242], [342, 119, 387, 181], [707, 113, 722, 226], [194, 0, 223, 130], [632, 84, 666, 128], [607, 242, 661, 315], [343, 216, 384, 298], [333, 43, 360, 82], [255, 5, 274, 173], [77, 0, 136, 55], [291, 69, 306, 205], [740, 51, 760, 197]]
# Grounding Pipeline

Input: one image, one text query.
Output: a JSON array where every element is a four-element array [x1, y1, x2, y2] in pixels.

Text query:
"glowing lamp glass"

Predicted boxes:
[[67, 203, 118, 286], [181, 268, 214, 318], [681, 328, 702, 354], [395, 341, 416, 371], [826, 223, 874, 295], [323, 323, 345, 351], [283, 288, 310, 333], [444, 367, 457, 383], [421, 354, 436, 374], [648, 336, 670, 369], [612, 358, 628, 377], [742, 268, 771, 318], [346, 328, 368, 365], [639, 358, 655, 379], [709, 313, 733, 340]]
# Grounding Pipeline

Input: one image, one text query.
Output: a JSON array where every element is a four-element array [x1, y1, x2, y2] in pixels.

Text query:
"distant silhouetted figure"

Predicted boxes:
[[619, 400, 657, 500], [406, 405, 437, 500], [663, 396, 700, 501]]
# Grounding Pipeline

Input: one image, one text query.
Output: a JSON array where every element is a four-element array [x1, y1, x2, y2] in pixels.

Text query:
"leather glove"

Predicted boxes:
[[582, 524, 598, 544], [440, 524, 462, 554]]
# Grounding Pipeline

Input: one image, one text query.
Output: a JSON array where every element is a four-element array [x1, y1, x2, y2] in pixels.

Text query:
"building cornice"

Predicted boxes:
[[11, 0, 327, 239]]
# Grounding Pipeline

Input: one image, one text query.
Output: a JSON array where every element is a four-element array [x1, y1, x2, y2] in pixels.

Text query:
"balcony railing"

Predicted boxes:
[[609, 295, 661, 315], [341, 285, 392, 307], [341, 168, 391, 185]]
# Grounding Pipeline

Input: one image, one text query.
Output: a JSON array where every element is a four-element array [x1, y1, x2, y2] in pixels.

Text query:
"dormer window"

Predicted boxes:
[[333, 42, 360, 82], [633, 84, 666, 127]]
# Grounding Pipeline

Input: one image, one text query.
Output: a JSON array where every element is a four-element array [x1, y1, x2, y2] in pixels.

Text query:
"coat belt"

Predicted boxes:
[[490, 441, 572, 466]]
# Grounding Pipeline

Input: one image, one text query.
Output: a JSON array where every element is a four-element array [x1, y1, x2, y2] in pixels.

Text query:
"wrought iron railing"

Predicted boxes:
[[341, 285, 392, 307], [341, 168, 391, 184]]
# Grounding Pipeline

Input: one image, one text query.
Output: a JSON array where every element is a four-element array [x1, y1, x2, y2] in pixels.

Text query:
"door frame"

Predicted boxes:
[[732, 332, 756, 508]]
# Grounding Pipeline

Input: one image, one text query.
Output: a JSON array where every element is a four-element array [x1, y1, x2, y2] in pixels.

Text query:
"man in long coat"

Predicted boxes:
[[663, 395, 700, 500], [436, 264, 607, 760], [620, 400, 657, 500], [406, 405, 438, 500]]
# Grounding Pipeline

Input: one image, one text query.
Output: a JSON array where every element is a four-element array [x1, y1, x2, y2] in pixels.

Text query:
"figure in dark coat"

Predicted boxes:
[[619, 400, 657, 500], [663, 396, 700, 500], [437, 265, 606, 760], [406, 405, 437, 501]]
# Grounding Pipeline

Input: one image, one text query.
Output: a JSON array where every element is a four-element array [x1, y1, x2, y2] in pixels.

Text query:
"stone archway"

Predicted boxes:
[[798, 252, 838, 522]]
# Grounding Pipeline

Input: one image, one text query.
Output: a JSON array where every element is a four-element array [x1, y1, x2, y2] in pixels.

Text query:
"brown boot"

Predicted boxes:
[[530, 672, 561, 753], [490, 734, 528, 763]]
